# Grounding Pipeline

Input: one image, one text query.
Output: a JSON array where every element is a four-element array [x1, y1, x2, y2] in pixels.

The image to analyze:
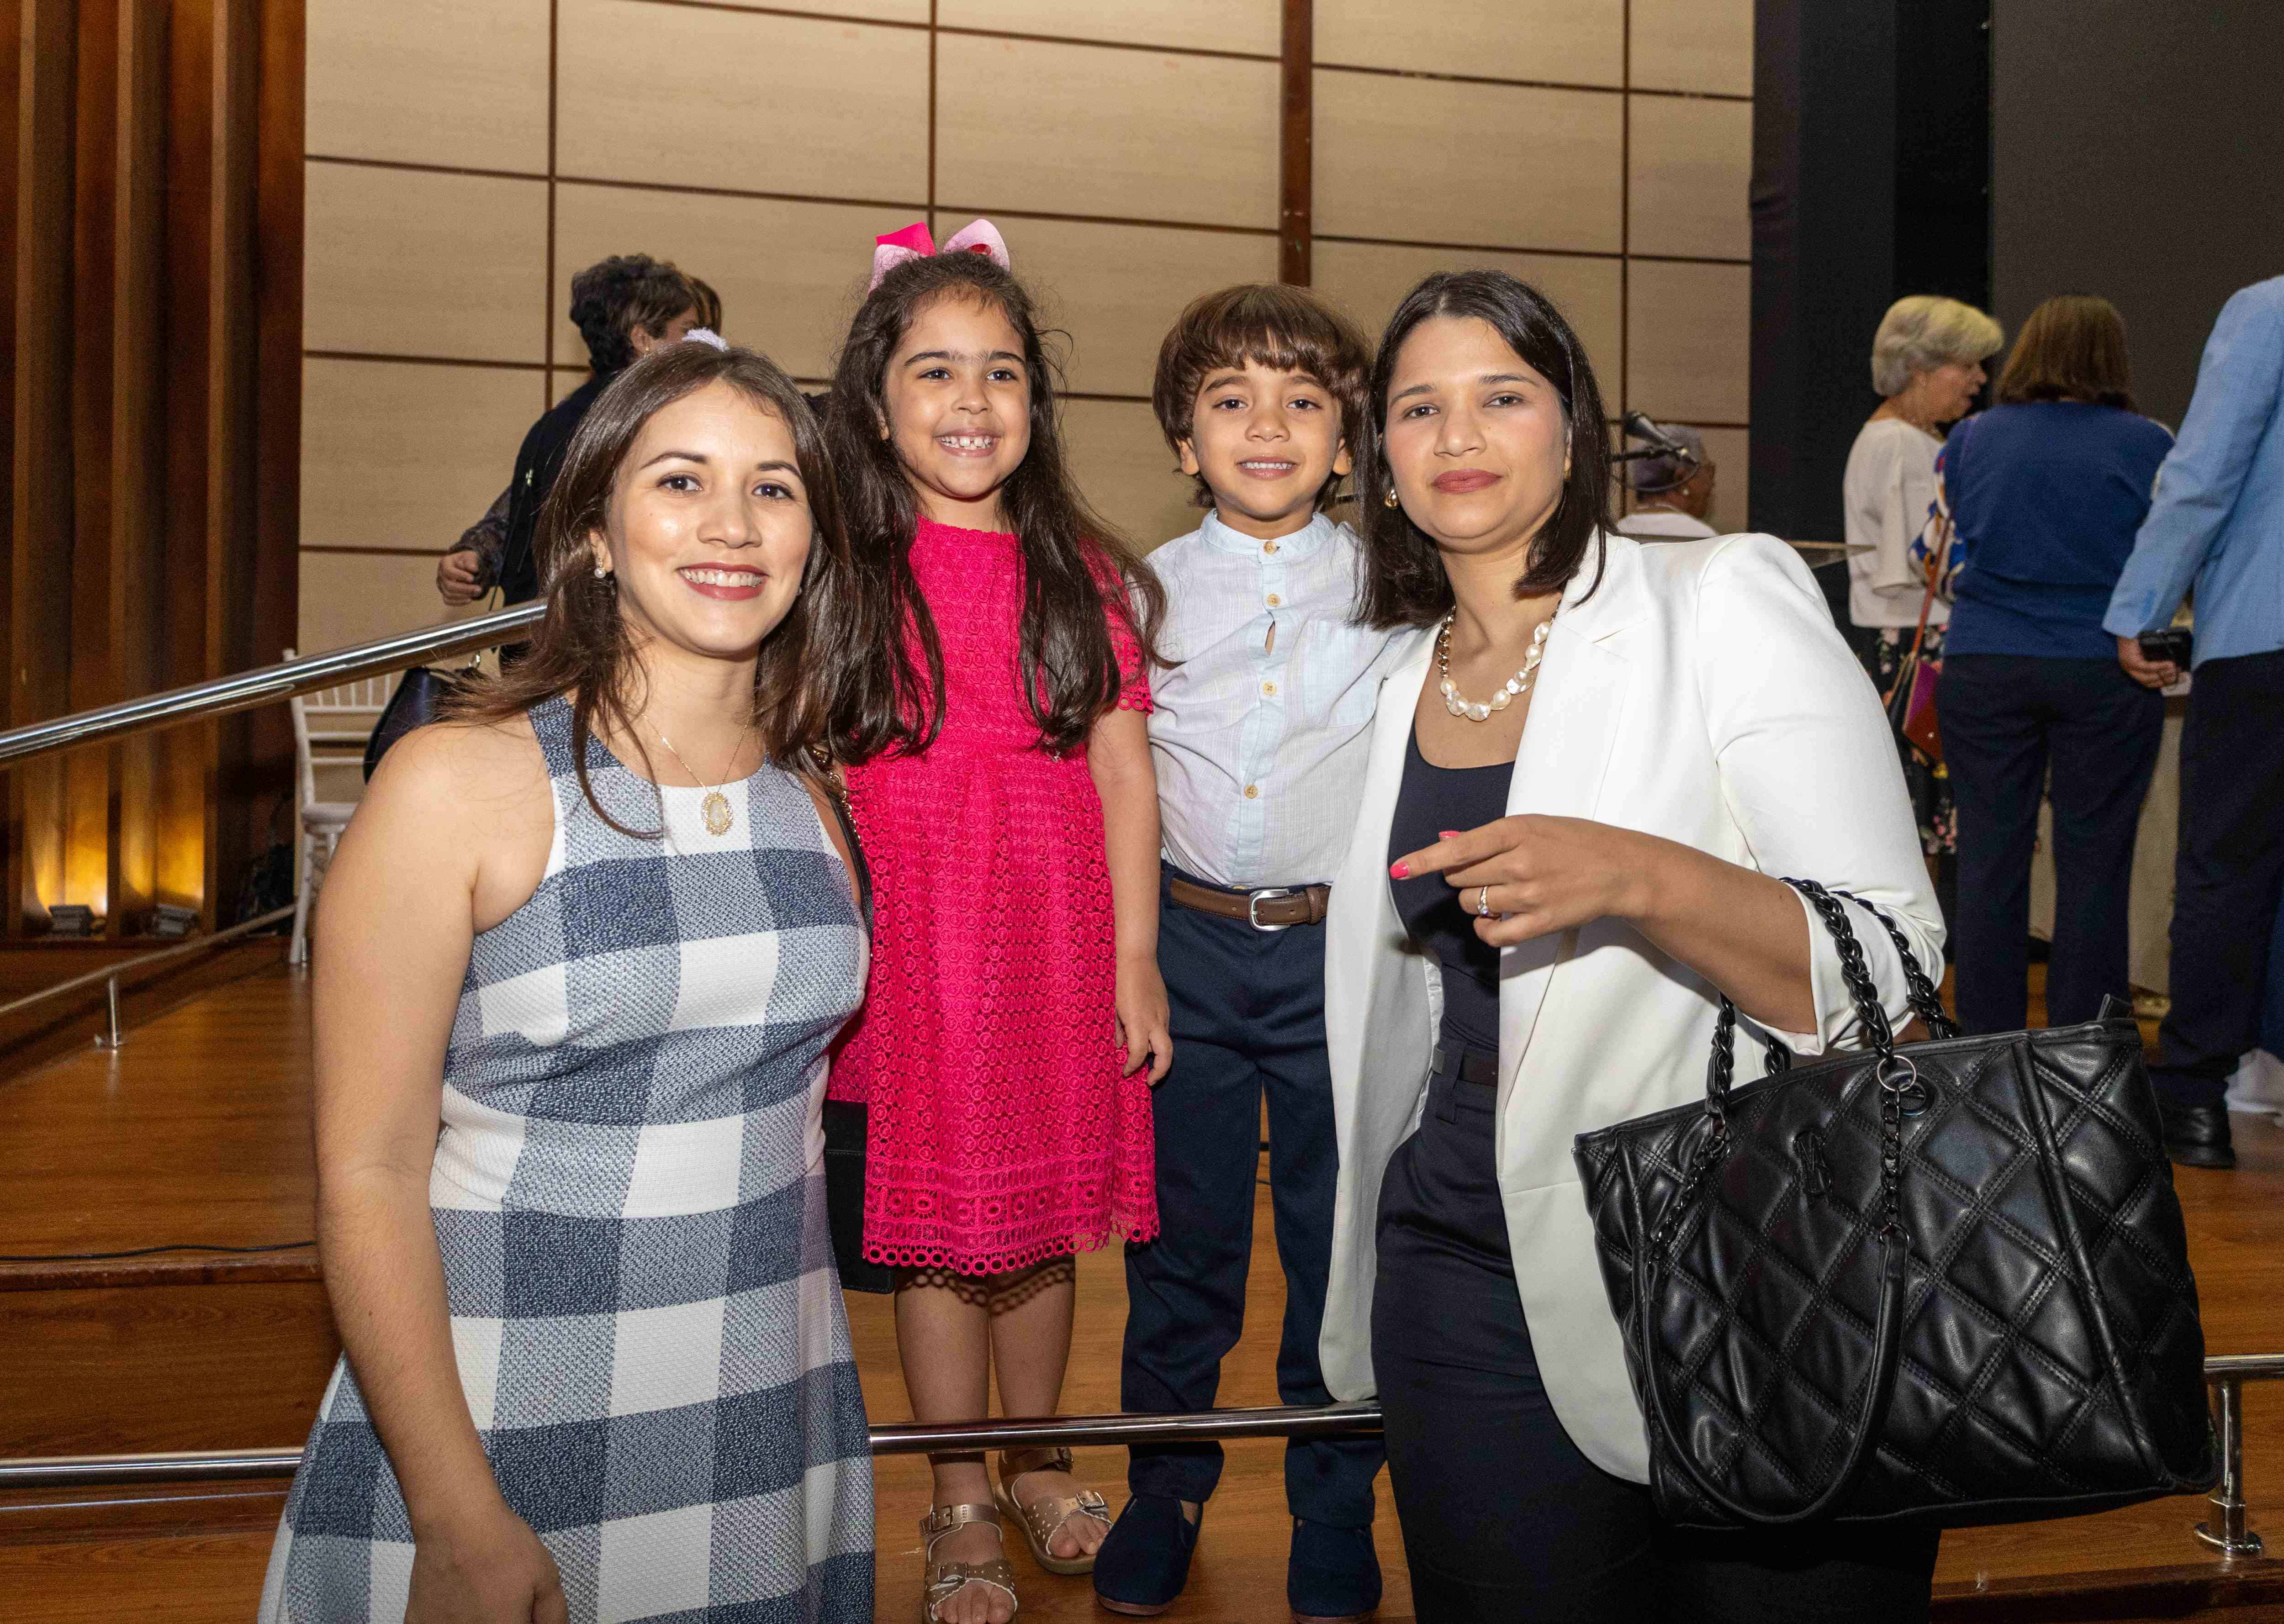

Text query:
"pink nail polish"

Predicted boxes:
[[1389, 861, 1410, 879], [1439, 830, 1461, 839]]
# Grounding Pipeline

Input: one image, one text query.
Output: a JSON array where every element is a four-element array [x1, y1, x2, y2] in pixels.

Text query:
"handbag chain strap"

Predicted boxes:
[[1655, 880, 1932, 1256]]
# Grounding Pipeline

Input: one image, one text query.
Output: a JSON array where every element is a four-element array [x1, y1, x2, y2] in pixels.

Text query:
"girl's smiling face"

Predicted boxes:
[[879, 291, 1033, 527], [1382, 314, 1570, 561], [589, 379, 814, 663]]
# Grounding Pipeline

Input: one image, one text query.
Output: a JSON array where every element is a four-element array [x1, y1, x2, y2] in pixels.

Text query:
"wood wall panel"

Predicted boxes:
[[1630, 0, 1753, 96], [936, 35, 1282, 230], [1314, 0, 1623, 86], [3, 0, 301, 933], [304, 0, 549, 172], [941, 0, 1279, 55], [555, 0, 930, 201]]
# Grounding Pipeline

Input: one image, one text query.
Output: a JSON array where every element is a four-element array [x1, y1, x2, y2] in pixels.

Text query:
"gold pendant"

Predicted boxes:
[[700, 790, 734, 837]]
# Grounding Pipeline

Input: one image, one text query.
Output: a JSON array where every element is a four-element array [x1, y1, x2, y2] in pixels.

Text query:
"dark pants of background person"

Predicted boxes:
[[1936, 654, 2165, 1034], [1120, 865, 1383, 1531], [2151, 649, 2284, 1108], [1374, 1050, 1940, 1624]]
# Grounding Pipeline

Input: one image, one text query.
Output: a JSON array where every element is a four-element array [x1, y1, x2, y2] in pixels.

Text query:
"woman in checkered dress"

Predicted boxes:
[[260, 342, 875, 1623]]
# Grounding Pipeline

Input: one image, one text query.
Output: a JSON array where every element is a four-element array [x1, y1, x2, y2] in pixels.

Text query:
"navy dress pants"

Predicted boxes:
[[2151, 649, 2284, 1107], [1936, 653, 2165, 1034], [1120, 866, 1383, 1529]]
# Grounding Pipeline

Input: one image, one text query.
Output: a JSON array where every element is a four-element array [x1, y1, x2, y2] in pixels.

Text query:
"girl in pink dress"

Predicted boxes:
[[825, 221, 1170, 1624]]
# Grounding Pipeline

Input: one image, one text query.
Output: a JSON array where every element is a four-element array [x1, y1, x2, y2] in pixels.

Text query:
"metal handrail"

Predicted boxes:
[[0, 602, 544, 771], [0, 902, 296, 1049], [0, 1403, 1386, 1489], [2199, 1354, 2284, 1557], [6, 1366, 2279, 1565]]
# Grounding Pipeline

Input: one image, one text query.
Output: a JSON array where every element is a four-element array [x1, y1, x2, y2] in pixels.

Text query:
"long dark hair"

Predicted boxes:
[[825, 251, 1163, 759], [1356, 270, 1613, 629], [451, 343, 853, 832]]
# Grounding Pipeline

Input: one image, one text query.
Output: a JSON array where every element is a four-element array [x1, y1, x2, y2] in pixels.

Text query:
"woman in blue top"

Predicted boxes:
[[1934, 295, 2174, 1035]]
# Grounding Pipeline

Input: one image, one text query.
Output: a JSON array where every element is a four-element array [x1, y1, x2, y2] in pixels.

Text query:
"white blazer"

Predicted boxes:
[[1319, 531, 1943, 1482]]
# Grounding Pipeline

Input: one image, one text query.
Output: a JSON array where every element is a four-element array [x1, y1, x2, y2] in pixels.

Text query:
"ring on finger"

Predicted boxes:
[[1475, 885, 1493, 918]]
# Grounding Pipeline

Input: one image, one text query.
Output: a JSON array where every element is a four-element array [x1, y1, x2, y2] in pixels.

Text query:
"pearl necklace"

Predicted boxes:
[[1437, 612, 1552, 722]]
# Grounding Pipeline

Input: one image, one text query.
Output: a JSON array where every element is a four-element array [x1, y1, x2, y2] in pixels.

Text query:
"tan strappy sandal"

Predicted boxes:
[[920, 1503, 1020, 1623], [993, 1447, 1111, 1577]]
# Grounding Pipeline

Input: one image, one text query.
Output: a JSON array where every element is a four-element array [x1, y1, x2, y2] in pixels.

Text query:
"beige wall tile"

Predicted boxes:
[[1063, 400, 1203, 550], [297, 550, 501, 656], [1628, 95, 1751, 261], [1312, 242, 1622, 398], [1631, 0, 1753, 96], [1316, 0, 1622, 87], [557, 0, 929, 202], [301, 359, 542, 560], [937, 36, 1280, 230], [1314, 72, 1622, 252], [1008, 220, 1280, 398], [941, 0, 1278, 55], [555, 186, 916, 380], [305, 163, 549, 363], [1626, 259, 1750, 424], [698, 0, 928, 17], [306, 0, 550, 172]]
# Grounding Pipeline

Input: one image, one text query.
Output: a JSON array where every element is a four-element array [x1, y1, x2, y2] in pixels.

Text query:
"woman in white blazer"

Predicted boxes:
[[1320, 271, 1947, 1622]]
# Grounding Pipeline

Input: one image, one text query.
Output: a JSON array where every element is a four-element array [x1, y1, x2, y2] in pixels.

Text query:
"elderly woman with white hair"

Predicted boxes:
[[1843, 294, 2003, 876]]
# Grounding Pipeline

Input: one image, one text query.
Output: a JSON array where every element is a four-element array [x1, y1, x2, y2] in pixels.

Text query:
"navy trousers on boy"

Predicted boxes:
[[1121, 865, 1383, 1531]]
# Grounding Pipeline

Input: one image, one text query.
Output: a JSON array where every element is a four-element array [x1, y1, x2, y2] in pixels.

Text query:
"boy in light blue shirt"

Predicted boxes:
[[1094, 286, 1413, 1624]]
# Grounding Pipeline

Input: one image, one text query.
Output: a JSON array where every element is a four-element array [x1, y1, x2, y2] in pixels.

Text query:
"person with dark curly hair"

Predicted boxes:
[[437, 254, 699, 610]]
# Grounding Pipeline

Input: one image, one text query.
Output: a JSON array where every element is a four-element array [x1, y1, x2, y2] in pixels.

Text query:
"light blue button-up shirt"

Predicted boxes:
[[2105, 276, 2284, 666], [1147, 510, 1417, 890]]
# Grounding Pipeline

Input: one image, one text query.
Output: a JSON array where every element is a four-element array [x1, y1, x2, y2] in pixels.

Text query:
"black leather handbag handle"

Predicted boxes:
[[1635, 878, 1924, 1524]]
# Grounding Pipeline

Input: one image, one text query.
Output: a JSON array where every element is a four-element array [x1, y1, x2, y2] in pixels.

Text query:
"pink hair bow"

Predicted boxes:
[[868, 219, 1011, 292]]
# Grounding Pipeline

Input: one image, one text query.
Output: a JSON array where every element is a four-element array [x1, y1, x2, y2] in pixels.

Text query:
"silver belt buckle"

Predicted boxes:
[[1247, 886, 1296, 932]]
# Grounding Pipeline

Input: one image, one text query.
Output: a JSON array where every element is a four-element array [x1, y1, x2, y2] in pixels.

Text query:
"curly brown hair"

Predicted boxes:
[[1150, 283, 1372, 511]]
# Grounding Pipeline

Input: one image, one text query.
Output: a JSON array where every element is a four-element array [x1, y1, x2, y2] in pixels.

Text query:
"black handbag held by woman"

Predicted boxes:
[[1574, 878, 2215, 1529]]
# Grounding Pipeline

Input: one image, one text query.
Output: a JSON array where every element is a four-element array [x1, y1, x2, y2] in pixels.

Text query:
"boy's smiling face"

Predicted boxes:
[[1178, 360, 1351, 542]]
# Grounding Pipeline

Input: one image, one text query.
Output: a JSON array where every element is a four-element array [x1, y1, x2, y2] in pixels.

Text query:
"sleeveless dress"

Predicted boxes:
[[828, 517, 1159, 1276], [259, 696, 874, 1624]]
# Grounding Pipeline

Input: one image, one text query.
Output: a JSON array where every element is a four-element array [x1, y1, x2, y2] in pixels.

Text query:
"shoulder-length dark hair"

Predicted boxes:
[[1355, 270, 1612, 629], [1994, 294, 2136, 411], [451, 342, 853, 831], [824, 251, 1163, 760]]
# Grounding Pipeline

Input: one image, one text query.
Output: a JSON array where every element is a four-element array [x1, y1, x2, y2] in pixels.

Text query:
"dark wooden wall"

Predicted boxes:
[[2, 0, 300, 938]]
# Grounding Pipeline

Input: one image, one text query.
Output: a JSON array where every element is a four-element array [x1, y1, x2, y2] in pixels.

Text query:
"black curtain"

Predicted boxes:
[[1750, 0, 1991, 549]]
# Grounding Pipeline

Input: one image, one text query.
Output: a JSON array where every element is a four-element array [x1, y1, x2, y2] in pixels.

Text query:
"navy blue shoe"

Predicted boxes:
[[1288, 1518, 1382, 1623], [1092, 1493, 1200, 1617]]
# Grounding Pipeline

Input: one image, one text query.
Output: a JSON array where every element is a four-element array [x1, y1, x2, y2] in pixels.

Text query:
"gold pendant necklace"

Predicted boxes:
[[1437, 611, 1552, 722], [655, 730, 741, 837]]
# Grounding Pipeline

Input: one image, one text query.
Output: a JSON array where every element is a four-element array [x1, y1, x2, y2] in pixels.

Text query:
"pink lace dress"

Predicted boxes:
[[831, 517, 1158, 1276]]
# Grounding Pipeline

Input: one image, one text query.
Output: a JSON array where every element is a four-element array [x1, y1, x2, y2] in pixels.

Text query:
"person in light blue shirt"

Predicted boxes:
[[2104, 275, 2284, 1169], [1094, 285, 1412, 1624]]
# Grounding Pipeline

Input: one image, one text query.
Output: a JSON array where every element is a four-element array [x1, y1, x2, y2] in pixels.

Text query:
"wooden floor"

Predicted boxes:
[[4, 963, 2283, 1622]]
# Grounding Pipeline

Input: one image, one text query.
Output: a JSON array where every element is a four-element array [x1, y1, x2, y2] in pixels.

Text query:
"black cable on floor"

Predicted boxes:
[[0, 1239, 316, 1262]]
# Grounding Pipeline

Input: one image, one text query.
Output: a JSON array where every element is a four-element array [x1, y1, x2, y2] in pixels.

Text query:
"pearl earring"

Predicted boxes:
[[593, 560, 611, 581]]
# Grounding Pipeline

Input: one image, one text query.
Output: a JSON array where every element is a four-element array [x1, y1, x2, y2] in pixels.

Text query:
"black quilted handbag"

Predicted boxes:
[[1573, 879, 2216, 1529]]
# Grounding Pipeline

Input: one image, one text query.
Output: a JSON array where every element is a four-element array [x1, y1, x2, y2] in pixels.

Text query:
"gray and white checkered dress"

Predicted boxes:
[[260, 696, 874, 1623]]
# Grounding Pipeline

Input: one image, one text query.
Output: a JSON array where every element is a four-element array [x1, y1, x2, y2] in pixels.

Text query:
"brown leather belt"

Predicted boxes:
[[1167, 875, 1331, 931]]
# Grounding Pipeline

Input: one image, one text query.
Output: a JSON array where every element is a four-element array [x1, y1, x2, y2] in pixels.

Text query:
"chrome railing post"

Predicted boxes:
[[95, 975, 122, 1049], [2196, 1374, 2263, 1557]]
